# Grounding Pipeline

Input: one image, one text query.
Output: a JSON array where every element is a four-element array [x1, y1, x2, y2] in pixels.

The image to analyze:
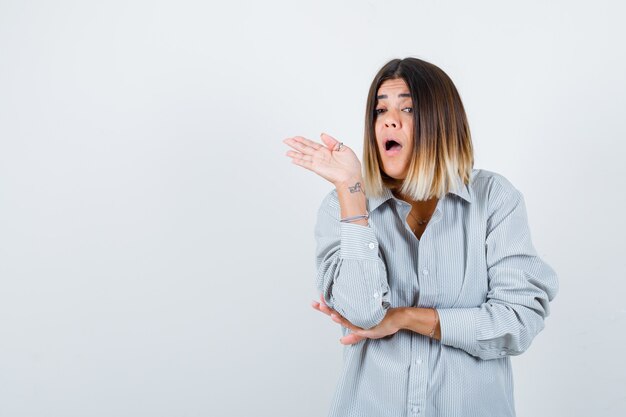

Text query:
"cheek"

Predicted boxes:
[[404, 127, 414, 145], [404, 119, 414, 133]]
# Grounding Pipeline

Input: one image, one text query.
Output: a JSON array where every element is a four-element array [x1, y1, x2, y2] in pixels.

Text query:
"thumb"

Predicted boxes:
[[340, 333, 365, 345], [320, 132, 339, 150]]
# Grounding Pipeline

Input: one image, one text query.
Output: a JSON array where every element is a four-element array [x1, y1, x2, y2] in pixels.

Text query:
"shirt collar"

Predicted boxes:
[[367, 175, 472, 212]]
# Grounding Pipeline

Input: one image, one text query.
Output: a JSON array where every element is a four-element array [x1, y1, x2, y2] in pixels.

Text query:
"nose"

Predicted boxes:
[[384, 111, 401, 129]]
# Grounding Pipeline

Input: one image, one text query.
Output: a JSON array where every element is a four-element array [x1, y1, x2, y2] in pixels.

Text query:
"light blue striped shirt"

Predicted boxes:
[[314, 168, 558, 417]]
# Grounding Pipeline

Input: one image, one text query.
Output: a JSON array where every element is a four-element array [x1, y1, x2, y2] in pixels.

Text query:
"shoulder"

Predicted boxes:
[[470, 168, 524, 205]]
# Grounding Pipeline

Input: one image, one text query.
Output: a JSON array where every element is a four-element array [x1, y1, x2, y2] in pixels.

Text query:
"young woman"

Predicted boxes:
[[283, 57, 558, 417]]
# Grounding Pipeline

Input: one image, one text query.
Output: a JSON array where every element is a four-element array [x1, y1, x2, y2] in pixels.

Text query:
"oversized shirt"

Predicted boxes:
[[314, 168, 559, 417]]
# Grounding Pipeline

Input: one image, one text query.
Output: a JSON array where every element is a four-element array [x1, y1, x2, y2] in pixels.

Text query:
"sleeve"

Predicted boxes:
[[314, 191, 391, 329], [436, 180, 559, 360]]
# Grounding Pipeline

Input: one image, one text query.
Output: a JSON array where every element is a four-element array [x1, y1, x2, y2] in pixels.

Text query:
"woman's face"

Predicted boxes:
[[374, 78, 414, 180]]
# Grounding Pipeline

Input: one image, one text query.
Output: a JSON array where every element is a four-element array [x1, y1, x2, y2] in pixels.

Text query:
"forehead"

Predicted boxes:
[[376, 78, 410, 98]]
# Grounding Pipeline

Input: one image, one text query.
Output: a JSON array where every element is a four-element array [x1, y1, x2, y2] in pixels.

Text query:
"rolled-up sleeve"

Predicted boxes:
[[314, 192, 391, 329], [437, 181, 559, 360]]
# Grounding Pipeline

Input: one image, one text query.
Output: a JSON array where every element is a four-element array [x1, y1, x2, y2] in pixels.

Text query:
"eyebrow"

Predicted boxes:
[[376, 93, 411, 99]]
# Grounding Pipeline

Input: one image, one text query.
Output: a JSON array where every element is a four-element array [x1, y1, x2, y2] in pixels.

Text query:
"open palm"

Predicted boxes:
[[283, 133, 362, 185]]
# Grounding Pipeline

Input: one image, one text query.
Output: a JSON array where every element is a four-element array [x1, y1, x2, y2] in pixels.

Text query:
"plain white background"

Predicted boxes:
[[1, 1, 624, 416]]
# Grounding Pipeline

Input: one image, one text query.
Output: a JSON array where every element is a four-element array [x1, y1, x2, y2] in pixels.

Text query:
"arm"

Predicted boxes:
[[436, 182, 559, 360], [314, 181, 391, 330], [395, 307, 441, 340], [283, 134, 390, 329]]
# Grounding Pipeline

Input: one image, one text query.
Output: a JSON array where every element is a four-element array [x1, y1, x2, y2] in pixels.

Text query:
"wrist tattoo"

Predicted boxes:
[[348, 182, 364, 194]]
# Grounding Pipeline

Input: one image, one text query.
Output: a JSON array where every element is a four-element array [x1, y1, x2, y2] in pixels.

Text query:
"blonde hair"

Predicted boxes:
[[362, 57, 474, 201]]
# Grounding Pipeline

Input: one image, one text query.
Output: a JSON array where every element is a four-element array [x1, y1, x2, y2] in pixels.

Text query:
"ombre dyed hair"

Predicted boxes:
[[362, 57, 474, 201]]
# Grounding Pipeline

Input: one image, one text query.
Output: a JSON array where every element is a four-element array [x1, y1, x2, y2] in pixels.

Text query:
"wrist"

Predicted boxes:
[[428, 308, 439, 339], [394, 307, 441, 340], [334, 175, 364, 189], [391, 307, 411, 331]]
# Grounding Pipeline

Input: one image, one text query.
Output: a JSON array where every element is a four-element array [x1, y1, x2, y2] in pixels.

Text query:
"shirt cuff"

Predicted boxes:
[[437, 307, 480, 355], [340, 222, 380, 260]]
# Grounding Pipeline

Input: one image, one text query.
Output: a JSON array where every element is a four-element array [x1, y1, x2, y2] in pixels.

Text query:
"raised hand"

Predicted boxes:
[[283, 133, 363, 186]]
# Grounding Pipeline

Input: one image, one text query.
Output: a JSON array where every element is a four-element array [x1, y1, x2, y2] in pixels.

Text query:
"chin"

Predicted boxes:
[[382, 165, 407, 179], [381, 169, 406, 182]]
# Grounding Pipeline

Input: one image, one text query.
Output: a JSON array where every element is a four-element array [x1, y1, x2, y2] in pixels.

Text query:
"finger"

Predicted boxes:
[[317, 295, 336, 314], [312, 298, 337, 316], [320, 133, 339, 150], [311, 301, 332, 317], [317, 302, 334, 316], [339, 333, 366, 345], [330, 313, 344, 324], [331, 313, 362, 332], [285, 151, 312, 163], [283, 138, 310, 154], [290, 157, 315, 171], [283, 137, 324, 156], [291, 136, 324, 151], [319, 294, 328, 307], [353, 328, 369, 337]]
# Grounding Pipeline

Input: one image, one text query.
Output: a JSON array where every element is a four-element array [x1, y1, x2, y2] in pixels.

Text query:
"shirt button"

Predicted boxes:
[[368, 242, 376, 249], [412, 406, 420, 413], [422, 268, 429, 275], [415, 358, 422, 364], [500, 351, 506, 356], [373, 292, 379, 298]]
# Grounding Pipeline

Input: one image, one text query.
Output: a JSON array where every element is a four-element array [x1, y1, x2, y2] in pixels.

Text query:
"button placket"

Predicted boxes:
[[407, 333, 429, 417], [417, 237, 438, 307]]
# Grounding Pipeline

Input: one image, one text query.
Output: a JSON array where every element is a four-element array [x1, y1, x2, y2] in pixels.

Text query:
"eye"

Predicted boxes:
[[402, 107, 413, 113], [375, 108, 385, 115]]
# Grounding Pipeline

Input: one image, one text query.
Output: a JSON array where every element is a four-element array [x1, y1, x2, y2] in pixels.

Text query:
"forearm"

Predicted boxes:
[[394, 307, 441, 341], [315, 187, 390, 330], [317, 249, 390, 329], [437, 303, 546, 359], [335, 177, 368, 227]]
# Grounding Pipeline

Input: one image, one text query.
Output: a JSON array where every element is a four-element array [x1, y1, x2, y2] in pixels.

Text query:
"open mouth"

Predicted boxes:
[[384, 139, 403, 152]]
